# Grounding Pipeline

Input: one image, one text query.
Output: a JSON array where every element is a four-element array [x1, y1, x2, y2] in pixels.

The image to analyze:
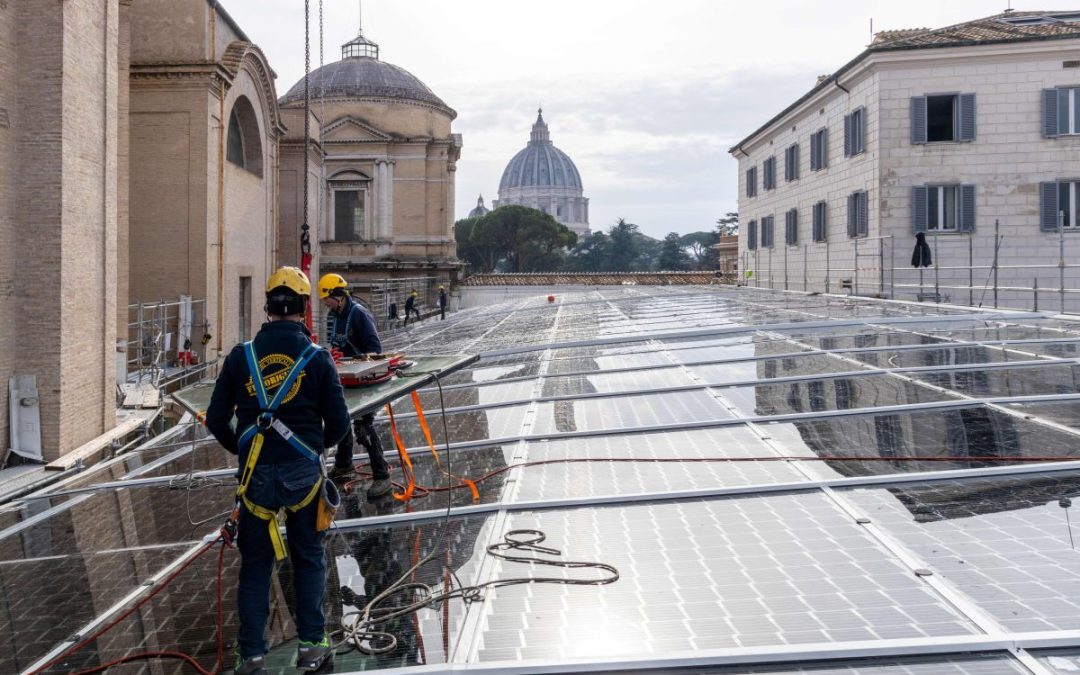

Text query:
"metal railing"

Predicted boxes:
[[743, 213, 1080, 313], [125, 297, 213, 392]]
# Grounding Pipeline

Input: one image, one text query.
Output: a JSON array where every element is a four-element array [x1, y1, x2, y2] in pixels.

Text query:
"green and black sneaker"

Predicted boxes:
[[296, 636, 334, 672], [233, 652, 268, 675]]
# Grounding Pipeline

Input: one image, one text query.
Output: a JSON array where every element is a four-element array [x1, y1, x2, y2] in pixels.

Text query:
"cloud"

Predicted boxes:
[[453, 67, 821, 237]]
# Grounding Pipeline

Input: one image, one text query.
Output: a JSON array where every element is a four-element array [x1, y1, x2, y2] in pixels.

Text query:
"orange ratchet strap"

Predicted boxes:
[[385, 403, 415, 502], [411, 391, 480, 503]]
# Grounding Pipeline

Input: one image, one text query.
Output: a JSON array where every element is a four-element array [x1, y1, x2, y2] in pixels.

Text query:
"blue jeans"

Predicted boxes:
[[237, 458, 325, 658]]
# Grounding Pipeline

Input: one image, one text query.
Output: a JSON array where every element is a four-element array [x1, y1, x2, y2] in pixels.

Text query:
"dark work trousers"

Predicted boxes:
[[334, 413, 390, 479], [236, 459, 325, 659], [403, 307, 421, 326]]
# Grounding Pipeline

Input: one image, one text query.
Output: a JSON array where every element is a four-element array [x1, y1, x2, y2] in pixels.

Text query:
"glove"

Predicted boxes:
[[330, 347, 344, 363]]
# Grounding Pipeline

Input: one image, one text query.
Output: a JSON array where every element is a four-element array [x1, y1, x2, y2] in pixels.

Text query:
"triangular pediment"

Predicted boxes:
[[322, 116, 391, 143]]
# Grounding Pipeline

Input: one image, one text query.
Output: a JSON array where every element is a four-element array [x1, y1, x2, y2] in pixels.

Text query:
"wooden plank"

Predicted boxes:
[[44, 413, 152, 472]]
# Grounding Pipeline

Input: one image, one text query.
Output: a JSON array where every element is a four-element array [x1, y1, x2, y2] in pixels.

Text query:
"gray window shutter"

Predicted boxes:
[[809, 135, 818, 170], [1041, 182, 1060, 231], [748, 220, 757, 249], [847, 194, 857, 238], [912, 186, 928, 233], [858, 191, 869, 236], [911, 96, 928, 145], [844, 114, 852, 157], [1043, 89, 1060, 138], [793, 144, 799, 178], [821, 129, 828, 167], [959, 184, 976, 232], [958, 94, 976, 142]]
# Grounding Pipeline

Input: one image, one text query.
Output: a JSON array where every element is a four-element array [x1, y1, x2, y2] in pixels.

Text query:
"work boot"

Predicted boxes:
[[297, 636, 334, 672], [233, 653, 268, 675], [327, 464, 353, 481], [366, 477, 392, 500]]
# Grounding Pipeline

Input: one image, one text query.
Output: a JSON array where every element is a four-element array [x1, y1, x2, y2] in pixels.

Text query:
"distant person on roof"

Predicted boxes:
[[318, 273, 392, 499], [438, 284, 448, 320], [403, 289, 421, 326]]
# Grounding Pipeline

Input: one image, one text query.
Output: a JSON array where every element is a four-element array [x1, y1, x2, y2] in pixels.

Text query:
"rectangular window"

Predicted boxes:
[[334, 189, 366, 241], [784, 144, 799, 181], [239, 276, 252, 342], [913, 94, 976, 144], [763, 157, 776, 191], [847, 190, 868, 238], [1058, 90, 1080, 135], [747, 220, 758, 250], [1061, 181, 1077, 228], [810, 128, 828, 171], [785, 208, 798, 245], [762, 215, 775, 248], [927, 95, 957, 142], [746, 167, 758, 198], [844, 107, 866, 157], [1048, 88, 1080, 136], [812, 200, 827, 242], [913, 184, 975, 233], [927, 185, 959, 231]]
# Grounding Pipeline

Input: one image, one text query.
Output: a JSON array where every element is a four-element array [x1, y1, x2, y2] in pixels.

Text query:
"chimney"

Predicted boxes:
[[816, 74, 830, 85]]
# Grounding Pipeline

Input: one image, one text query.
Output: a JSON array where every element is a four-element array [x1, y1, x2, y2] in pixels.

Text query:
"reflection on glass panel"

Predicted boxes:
[[38, 516, 492, 674], [689, 354, 869, 385], [720, 374, 951, 417], [852, 346, 1011, 369], [0, 545, 197, 674], [0, 483, 235, 561], [913, 365, 1080, 398], [1004, 401, 1080, 432], [844, 471, 1080, 633], [760, 405, 1080, 480], [476, 494, 977, 662], [1037, 647, 1080, 674]]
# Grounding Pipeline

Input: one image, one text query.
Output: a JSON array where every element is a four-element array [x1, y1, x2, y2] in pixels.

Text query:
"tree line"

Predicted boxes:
[[455, 206, 739, 274]]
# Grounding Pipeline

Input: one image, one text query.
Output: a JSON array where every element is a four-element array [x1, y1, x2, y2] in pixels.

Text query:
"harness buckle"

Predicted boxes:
[[256, 412, 275, 431]]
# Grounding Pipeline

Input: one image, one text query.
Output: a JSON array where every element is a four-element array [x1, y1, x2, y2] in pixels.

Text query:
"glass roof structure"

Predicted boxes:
[[10, 286, 1080, 674]]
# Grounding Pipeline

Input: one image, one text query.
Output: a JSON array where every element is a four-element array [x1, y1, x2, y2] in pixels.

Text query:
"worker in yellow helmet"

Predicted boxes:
[[206, 266, 346, 673], [403, 289, 421, 326], [317, 273, 391, 498], [437, 284, 448, 321]]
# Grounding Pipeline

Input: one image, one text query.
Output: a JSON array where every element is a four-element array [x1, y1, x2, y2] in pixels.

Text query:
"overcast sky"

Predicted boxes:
[[225, 0, 1057, 239]]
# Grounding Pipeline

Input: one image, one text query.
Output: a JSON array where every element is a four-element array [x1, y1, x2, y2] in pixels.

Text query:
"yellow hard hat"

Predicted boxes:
[[266, 266, 311, 296], [439, 285, 445, 290], [318, 273, 348, 299]]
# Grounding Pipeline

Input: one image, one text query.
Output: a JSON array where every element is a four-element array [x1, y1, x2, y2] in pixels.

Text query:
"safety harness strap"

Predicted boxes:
[[231, 340, 325, 561], [242, 477, 323, 560]]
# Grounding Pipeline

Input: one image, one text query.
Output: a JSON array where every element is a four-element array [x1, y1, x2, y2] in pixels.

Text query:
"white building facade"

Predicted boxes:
[[732, 11, 1080, 311]]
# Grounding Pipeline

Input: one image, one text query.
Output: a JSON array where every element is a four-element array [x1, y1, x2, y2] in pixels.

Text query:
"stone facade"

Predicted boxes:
[[279, 33, 464, 295], [733, 15, 1080, 310], [128, 0, 282, 359], [0, 0, 121, 461]]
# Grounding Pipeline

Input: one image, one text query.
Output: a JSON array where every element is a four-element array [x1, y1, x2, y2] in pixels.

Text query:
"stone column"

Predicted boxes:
[[385, 160, 395, 240], [375, 160, 387, 239]]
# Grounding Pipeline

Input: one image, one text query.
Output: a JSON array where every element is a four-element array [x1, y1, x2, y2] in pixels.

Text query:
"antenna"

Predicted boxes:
[[358, 0, 363, 35], [870, 17, 874, 41]]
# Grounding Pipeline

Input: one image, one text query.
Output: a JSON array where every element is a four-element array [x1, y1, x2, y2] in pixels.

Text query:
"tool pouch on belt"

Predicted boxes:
[[316, 476, 340, 532]]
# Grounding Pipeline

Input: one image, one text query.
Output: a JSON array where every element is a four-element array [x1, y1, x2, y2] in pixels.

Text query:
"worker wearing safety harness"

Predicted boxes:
[[317, 273, 392, 499], [206, 267, 349, 675]]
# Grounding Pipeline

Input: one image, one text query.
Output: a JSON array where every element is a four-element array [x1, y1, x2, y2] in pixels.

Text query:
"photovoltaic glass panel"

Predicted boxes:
[[597, 653, 1026, 674], [375, 404, 529, 447], [758, 405, 1080, 480], [529, 390, 732, 435], [849, 345, 1017, 369], [910, 364, 1080, 398], [1003, 400, 1080, 433], [719, 374, 953, 418], [473, 493, 978, 663], [689, 353, 872, 385], [843, 471, 1080, 632], [509, 427, 807, 502]]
